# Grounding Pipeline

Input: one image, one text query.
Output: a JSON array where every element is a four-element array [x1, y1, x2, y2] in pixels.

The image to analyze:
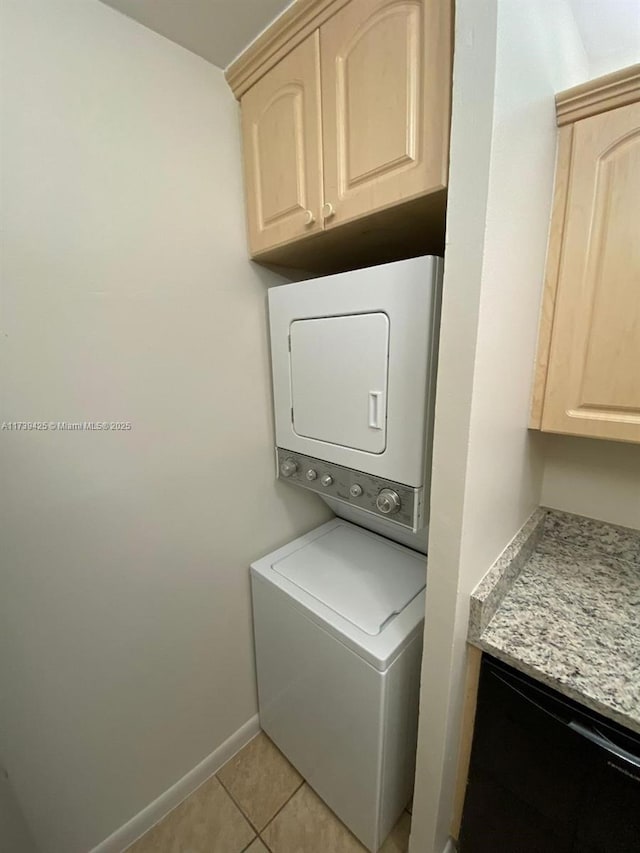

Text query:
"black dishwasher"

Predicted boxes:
[[459, 655, 640, 853]]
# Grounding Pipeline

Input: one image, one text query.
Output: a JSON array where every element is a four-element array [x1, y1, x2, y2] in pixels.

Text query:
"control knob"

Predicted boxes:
[[376, 488, 401, 515], [320, 474, 334, 487], [280, 458, 298, 478], [306, 469, 318, 481]]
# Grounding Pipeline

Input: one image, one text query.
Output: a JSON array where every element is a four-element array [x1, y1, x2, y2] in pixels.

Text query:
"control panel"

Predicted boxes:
[[276, 448, 423, 531]]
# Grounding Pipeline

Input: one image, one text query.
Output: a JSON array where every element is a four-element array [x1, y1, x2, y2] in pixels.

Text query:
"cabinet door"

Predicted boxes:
[[542, 102, 640, 441], [320, 0, 450, 228], [574, 752, 640, 852], [460, 661, 595, 853], [240, 32, 324, 255]]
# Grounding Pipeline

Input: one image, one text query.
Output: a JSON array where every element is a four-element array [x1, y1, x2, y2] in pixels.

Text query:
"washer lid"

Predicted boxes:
[[271, 523, 426, 636]]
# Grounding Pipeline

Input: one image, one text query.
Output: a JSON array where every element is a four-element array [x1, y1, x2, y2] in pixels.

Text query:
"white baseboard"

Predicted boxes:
[[90, 714, 261, 853]]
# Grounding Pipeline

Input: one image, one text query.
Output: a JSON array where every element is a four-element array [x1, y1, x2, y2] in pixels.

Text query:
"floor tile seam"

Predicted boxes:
[[260, 780, 374, 852], [239, 835, 260, 853], [213, 772, 259, 853], [215, 770, 263, 836], [216, 768, 304, 837], [259, 777, 306, 838], [258, 833, 274, 853]]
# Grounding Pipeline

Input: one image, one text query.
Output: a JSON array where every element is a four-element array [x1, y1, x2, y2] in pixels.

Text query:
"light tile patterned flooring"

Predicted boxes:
[[126, 731, 411, 853]]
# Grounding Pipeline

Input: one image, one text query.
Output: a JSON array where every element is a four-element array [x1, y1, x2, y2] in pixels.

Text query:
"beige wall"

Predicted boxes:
[[0, 2, 329, 852], [541, 435, 640, 530], [408, 2, 499, 848], [0, 766, 38, 853], [409, 2, 587, 851]]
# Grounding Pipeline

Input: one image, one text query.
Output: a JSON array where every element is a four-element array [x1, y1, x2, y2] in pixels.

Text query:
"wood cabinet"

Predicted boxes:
[[320, 0, 449, 230], [226, 0, 451, 267], [531, 64, 640, 444], [241, 33, 324, 255]]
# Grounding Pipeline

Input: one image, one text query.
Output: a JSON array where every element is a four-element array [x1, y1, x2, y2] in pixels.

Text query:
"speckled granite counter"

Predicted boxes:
[[468, 508, 640, 734]]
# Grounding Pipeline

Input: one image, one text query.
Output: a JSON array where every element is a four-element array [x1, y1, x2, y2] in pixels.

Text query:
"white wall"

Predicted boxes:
[[409, 2, 587, 851], [0, 2, 329, 852], [570, 0, 640, 79]]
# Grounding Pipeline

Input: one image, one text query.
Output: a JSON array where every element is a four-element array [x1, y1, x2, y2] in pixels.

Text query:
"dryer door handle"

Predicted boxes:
[[368, 391, 383, 429]]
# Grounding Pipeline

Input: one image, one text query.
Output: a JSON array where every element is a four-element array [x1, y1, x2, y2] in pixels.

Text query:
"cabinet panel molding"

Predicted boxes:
[[529, 125, 574, 429], [334, 2, 421, 189], [577, 128, 640, 412], [556, 62, 640, 127], [226, 0, 351, 99], [253, 87, 307, 226], [320, 0, 450, 229], [241, 32, 324, 255], [541, 101, 640, 441]]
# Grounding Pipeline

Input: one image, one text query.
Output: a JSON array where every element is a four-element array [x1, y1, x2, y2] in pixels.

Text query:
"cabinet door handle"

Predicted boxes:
[[322, 202, 335, 220], [303, 209, 315, 226]]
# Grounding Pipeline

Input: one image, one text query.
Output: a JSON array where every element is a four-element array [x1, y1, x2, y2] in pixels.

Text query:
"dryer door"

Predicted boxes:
[[290, 313, 389, 453]]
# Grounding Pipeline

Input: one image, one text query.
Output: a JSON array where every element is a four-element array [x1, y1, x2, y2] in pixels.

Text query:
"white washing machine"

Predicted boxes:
[[251, 518, 426, 852]]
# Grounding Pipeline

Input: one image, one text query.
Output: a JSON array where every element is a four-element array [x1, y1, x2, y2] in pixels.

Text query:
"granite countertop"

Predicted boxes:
[[468, 508, 640, 734]]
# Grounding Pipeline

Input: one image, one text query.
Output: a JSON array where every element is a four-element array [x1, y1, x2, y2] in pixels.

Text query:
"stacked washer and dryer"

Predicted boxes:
[[251, 256, 443, 852]]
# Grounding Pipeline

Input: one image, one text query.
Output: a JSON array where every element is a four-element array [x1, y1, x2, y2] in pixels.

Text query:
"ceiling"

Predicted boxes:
[[99, 0, 640, 77], [569, 0, 640, 76], [99, 0, 293, 69]]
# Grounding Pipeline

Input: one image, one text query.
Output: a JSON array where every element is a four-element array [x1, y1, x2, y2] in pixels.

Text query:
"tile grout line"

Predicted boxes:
[[263, 785, 411, 853], [215, 771, 263, 836], [215, 766, 304, 845], [124, 769, 250, 852], [258, 831, 274, 853], [258, 777, 306, 845]]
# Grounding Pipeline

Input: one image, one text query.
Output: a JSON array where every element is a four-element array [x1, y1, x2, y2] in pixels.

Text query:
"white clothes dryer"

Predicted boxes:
[[268, 256, 442, 539]]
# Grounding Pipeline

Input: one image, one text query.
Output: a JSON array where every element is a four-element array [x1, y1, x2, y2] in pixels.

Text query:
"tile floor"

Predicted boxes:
[[126, 731, 411, 853]]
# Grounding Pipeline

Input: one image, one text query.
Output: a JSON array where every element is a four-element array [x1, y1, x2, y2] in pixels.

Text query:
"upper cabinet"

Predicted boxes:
[[241, 33, 324, 254], [531, 64, 640, 444], [320, 0, 449, 229], [226, 0, 451, 269]]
